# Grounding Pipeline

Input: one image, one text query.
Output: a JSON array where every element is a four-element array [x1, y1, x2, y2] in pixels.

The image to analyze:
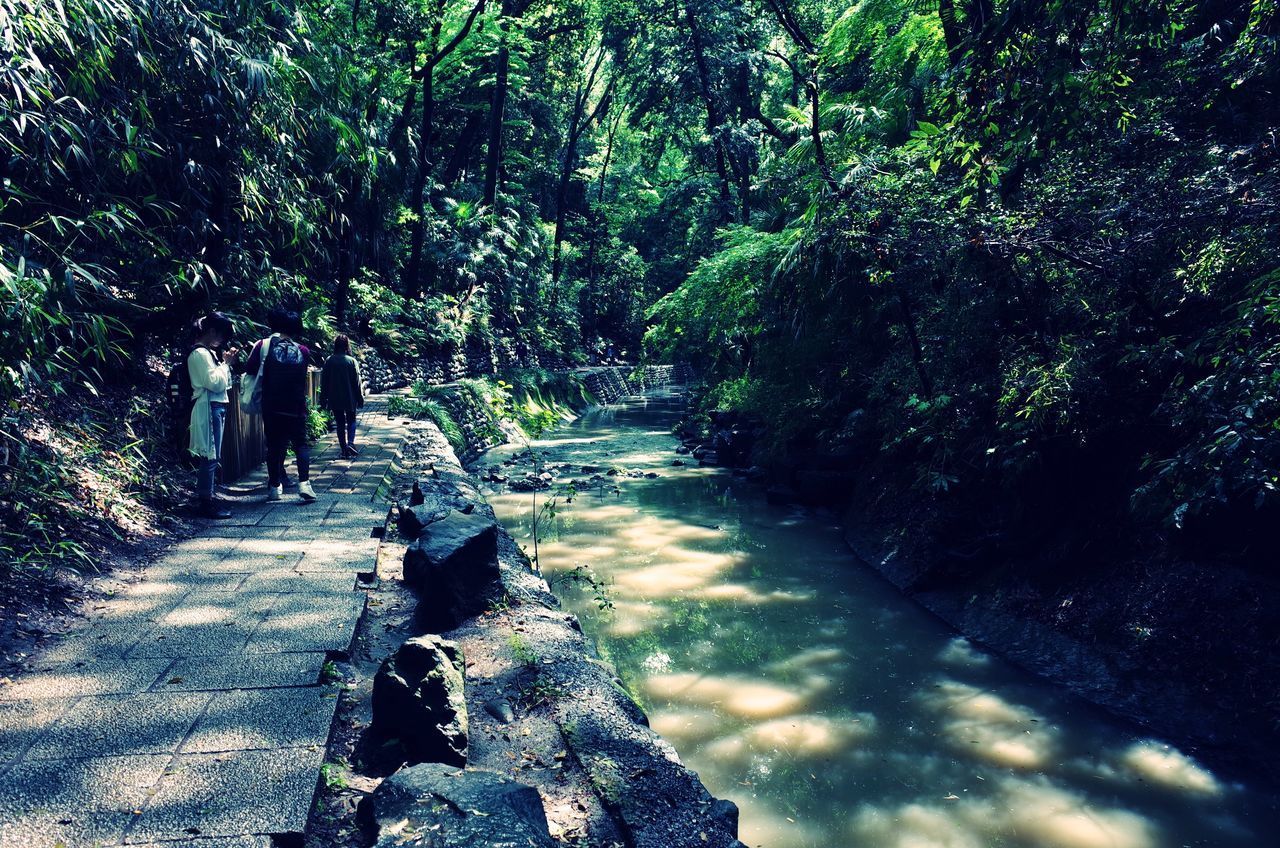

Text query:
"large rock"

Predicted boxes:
[[372, 636, 468, 766], [362, 763, 556, 848], [398, 485, 478, 539], [403, 511, 501, 631], [397, 502, 450, 538]]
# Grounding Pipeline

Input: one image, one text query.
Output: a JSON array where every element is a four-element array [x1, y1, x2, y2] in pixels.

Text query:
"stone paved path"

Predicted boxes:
[[0, 397, 403, 848]]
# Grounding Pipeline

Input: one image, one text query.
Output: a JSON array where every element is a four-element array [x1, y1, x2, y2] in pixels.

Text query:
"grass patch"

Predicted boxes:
[[387, 395, 467, 454]]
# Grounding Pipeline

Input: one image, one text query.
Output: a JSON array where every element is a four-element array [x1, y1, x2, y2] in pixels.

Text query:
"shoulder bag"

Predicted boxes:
[[239, 336, 272, 414]]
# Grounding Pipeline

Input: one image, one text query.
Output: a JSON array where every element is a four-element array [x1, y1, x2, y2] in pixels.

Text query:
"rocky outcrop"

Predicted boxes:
[[362, 763, 557, 848], [371, 636, 469, 767], [403, 511, 502, 632], [674, 409, 764, 472]]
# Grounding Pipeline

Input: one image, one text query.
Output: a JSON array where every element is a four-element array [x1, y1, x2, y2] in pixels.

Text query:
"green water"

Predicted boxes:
[[481, 392, 1279, 848]]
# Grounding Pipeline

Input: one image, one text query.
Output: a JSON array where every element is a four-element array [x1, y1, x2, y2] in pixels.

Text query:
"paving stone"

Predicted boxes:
[[225, 537, 307, 558], [125, 748, 325, 843], [107, 581, 194, 606], [128, 626, 257, 659], [295, 540, 379, 573], [0, 699, 69, 764], [159, 652, 325, 692], [158, 591, 277, 625], [134, 568, 250, 593], [182, 686, 339, 753], [263, 498, 328, 519], [201, 549, 303, 573], [327, 497, 385, 512], [166, 535, 247, 557], [38, 615, 160, 664], [245, 595, 365, 654], [319, 512, 387, 534], [124, 591, 272, 655], [320, 474, 361, 489], [0, 658, 171, 700], [237, 570, 354, 595], [188, 527, 255, 542], [0, 754, 170, 848], [126, 593, 275, 657], [204, 508, 270, 528], [26, 692, 210, 760], [254, 506, 307, 527], [127, 837, 273, 848], [274, 510, 366, 536], [0, 394, 402, 847]]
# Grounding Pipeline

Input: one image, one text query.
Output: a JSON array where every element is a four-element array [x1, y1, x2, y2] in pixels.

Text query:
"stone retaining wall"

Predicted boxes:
[[361, 340, 572, 394], [576, 364, 689, 404]]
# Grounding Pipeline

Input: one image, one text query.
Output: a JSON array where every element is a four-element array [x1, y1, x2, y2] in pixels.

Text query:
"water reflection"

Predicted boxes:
[[482, 393, 1279, 848]]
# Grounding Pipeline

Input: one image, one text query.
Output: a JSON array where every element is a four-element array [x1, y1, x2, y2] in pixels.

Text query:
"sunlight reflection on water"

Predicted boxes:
[[483, 393, 1279, 848]]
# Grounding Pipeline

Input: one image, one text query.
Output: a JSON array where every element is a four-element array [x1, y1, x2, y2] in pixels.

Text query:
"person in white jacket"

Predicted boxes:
[[188, 313, 238, 519]]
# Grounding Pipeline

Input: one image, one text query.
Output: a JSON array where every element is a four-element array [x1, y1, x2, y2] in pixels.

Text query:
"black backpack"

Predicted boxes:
[[262, 336, 309, 413]]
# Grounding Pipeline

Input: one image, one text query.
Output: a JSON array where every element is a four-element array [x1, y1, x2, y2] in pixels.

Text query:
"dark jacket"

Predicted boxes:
[[319, 353, 364, 412]]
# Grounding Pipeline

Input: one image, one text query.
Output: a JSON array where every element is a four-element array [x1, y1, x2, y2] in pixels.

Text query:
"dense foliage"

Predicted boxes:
[[1, 0, 1277, 576], [642, 0, 1280, 566]]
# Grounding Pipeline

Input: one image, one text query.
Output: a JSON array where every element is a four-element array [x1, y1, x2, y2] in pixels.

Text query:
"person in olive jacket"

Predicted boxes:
[[319, 334, 364, 458]]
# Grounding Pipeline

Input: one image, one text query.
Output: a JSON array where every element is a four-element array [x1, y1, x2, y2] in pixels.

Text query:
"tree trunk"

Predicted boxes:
[[809, 69, 837, 193], [684, 4, 735, 221], [549, 153, 575, 295], [938, 0, 964, 64], [401, 0, 488, 297], [483, 30, 510, 207], [335, 187, 357, 326], [896, 291, 933, 397], [551, 49, 611, 295], [441, 110, 485, 188], [403, 63, 437, 300], [583, 108, 622, 294]]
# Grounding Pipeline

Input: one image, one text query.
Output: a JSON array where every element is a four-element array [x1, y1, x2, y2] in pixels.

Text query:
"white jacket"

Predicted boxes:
[[187, 347, 232, 459]]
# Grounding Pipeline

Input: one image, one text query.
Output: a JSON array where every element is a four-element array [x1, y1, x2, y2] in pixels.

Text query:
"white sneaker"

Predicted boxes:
[[298, 481, 317, 503], [266, 485, 283, 502]]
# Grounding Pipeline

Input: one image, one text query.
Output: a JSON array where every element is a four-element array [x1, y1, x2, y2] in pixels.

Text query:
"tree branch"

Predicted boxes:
[[413, 0, 488, 79]]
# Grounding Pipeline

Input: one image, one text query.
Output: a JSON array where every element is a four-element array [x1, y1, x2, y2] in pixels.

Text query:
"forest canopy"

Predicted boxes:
[[2, 0, 1278, 572]]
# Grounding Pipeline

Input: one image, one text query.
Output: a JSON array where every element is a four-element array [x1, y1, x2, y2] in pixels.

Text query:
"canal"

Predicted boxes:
[[480, 390, 1279, 848]]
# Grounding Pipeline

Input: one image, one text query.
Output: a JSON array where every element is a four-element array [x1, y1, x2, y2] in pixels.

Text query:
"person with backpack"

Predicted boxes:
[[245, 307, 318, 503], [319, 334, 364, 459], [186, 312, 238, 519]]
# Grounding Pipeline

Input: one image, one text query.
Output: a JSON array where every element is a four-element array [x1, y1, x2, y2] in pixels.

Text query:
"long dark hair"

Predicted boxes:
[[333, 334, 350, 355]]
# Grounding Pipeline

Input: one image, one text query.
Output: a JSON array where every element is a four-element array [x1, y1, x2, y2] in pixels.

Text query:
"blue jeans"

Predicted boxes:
[[197, 402, 227, 500]]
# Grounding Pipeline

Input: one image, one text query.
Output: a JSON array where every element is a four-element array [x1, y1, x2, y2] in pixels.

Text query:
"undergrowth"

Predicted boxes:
[[386, 369, 590, 455], [388, 394, 466, 454], [0, 371, 183, 595]]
